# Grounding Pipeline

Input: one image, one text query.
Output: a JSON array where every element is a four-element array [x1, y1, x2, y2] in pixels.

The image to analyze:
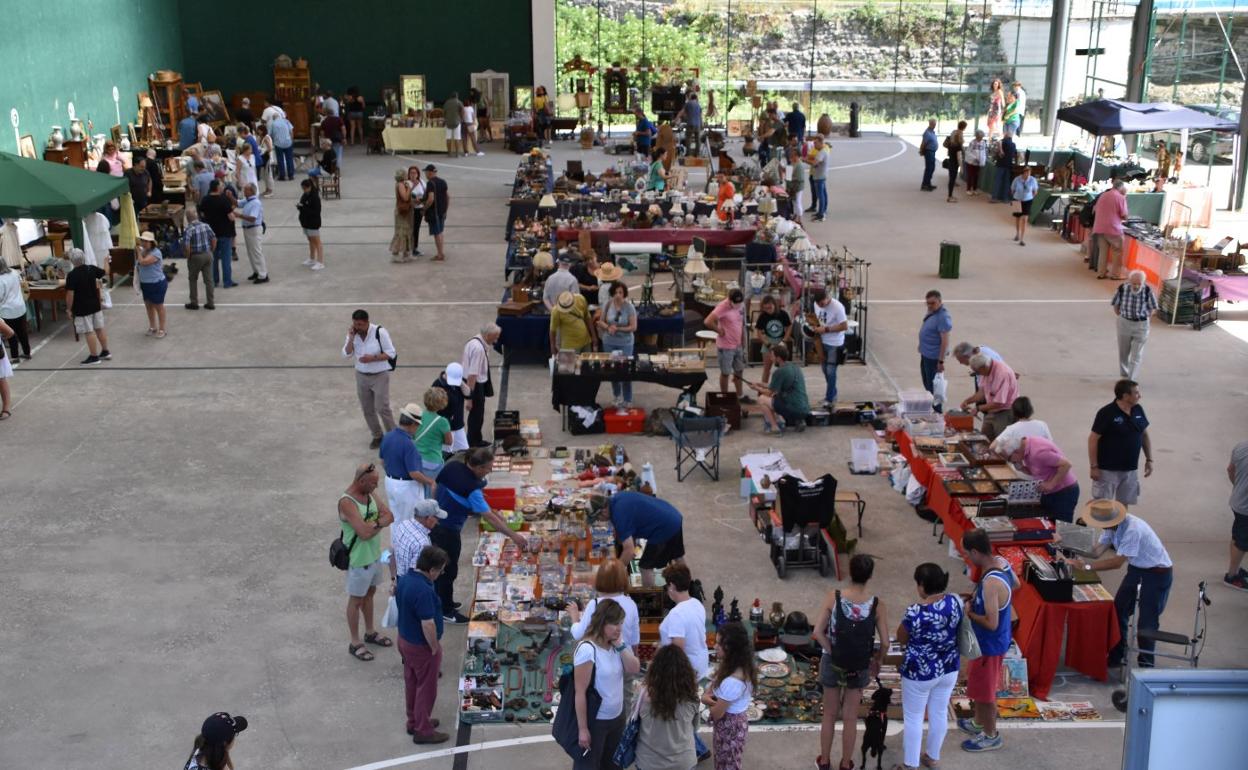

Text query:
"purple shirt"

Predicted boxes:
[[1020, 436, 1076, 492]]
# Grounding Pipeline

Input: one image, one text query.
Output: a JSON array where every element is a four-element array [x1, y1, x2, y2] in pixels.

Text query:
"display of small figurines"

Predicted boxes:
[[769, 601, 785, 627], [728, 598, 742, 624], [711, 585, 724, 620]]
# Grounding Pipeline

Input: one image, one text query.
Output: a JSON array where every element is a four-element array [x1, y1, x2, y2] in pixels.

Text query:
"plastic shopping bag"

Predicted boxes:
[[381, 595, 399, 629], [931, 372, 948, 406]]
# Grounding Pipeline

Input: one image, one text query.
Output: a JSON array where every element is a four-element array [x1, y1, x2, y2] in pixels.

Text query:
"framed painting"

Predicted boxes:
[[514, 86, 533, 112], [399, 75, 426, 116], [18, 134, 36, 159], [201, 91, 230, 126], [126, 123, 138, 144], [110, 124, 122, 143], [381, 87, 399, 116]]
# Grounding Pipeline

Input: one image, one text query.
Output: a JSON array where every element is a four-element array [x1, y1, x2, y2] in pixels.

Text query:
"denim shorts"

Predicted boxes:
[[716, 348, 745, 376], [819, 654, 869, 690], [427, 212, 445, 236], [345, 561, 384, 597]]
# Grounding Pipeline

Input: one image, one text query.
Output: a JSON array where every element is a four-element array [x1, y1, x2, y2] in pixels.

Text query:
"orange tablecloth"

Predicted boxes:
[[893, 430, 1119, 699], [1125, 236, 1180, 295]]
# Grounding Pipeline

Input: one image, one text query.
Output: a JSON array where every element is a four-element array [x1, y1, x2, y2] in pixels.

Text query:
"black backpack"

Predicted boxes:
[[830, 591, 878, 672], [374, 325, 397, 371]]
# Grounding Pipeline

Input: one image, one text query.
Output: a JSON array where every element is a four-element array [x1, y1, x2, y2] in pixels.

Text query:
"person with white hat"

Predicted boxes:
[[433, 363, 469, 453], [379, 402, 438, 523], [390, 499, 448, 579], [136, 231, 168, 338], [1067, 500, 1172, 668]]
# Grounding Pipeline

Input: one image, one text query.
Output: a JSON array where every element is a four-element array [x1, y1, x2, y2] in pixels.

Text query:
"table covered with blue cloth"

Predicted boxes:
[[507, 195, 792, 240], [551, 367, 707, 411], [506, 162, 554, 239], [496, 292, 685, 358]]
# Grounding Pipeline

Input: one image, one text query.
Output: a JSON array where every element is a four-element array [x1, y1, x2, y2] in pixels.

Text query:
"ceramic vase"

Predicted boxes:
[[47, 126, 64, 149], [69, 119, 85, 141]]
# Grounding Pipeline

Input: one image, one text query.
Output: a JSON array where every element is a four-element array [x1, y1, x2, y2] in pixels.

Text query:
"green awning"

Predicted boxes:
[[0, 151, 129, 221]]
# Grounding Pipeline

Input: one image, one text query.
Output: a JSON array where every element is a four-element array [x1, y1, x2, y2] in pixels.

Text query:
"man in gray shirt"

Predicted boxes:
[[443, 92, 464, 158], [1227, 440, 1248, 590], [541, 255, 581, 310]]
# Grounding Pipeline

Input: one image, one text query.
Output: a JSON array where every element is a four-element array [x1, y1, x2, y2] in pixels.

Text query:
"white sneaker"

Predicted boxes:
[[310, 262, 325, 271], [476, 152, 485, 157], [302, 258, 315, 266]]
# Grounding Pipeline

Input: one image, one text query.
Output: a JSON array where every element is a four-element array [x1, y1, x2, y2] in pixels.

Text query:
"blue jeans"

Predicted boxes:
[[1112, 565, 1173, 667], [212, 236, 234, 287], [602, 339, 634, 402], [919, 356, 943, 412], [821, 342, 841, 403], [921, 151, 936, 188], [811, 177, 828, 216], [308, 167, 323, 178], [993, 166, 1011, 202], [1040, 482, 1080, 523], [694, 732, 708, 758], [275, 145, 294, 180], [333, 141, 344, 168]]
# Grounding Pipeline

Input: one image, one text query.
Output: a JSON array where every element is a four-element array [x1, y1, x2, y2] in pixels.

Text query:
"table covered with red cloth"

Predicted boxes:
[[892, 429, 1119, 699], [556, 226, 757, 248]]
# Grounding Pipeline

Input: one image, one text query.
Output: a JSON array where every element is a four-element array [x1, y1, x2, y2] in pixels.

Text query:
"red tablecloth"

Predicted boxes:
[[892, 429, 1119, 699], [556, 227, 757, 248]]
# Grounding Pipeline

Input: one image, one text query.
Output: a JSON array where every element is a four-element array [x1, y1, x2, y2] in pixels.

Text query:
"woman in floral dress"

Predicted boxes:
[[893, 563, 963, 770], [986, 79, 1004, 138]]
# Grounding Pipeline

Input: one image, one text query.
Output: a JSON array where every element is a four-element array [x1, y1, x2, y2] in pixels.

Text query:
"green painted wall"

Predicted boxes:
[[176, 0, 533, 108], [0, 0, 184, 155]]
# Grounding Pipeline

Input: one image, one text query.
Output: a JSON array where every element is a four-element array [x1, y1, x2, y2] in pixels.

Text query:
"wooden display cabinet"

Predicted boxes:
[[148, 74, 184, 141], [44, 139, 87, 168], [274, 64, 312, 139]]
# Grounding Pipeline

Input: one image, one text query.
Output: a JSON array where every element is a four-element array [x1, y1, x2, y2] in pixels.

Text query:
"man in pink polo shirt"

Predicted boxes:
[[1092, 180, 1129, 280], [705, 288, 747, 401], [959, 353, 1019, 441]]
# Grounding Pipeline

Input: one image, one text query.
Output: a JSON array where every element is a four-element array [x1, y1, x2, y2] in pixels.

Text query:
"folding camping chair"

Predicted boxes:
[[767, 473, 856, 579], [673, 414, 725, 481]]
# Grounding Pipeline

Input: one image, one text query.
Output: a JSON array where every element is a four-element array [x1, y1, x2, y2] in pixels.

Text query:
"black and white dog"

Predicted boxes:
[[860, 684, 894, 770]]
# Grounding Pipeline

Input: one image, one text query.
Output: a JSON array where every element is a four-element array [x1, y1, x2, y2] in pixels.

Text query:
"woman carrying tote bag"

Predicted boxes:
[[568, 599, 640, 769]]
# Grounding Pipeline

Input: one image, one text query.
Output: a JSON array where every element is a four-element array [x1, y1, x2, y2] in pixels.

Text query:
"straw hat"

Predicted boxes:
[[138, 231, 157, 243], [596, 262, 623, 282], [1079, 498, 1127, 529], [399, 402, 423, 421], [557, 291, 577, 309]]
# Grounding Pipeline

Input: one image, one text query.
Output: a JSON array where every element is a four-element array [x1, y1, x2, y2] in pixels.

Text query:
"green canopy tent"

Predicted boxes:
[[0, 151, 129, 249]]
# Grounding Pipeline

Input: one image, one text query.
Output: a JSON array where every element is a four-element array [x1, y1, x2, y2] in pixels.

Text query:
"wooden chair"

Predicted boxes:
[[319, 171, 341, 200]]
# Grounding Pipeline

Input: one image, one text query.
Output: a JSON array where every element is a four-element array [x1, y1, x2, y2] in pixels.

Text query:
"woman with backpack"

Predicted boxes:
[[813, 554, 890, 770], [573, 599, 641, 770], [700, 621, 756, 770], [943, 121, 965, 203], [893, 563, 963, 770]]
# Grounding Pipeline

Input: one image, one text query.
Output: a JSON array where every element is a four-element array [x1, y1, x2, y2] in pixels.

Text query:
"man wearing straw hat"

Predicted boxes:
[[379, 402, 439, 523], [1067, 499, 1172, 668], [549, 291, 595, 354]]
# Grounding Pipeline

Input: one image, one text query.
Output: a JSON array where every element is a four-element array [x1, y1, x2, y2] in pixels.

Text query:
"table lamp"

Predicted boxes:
[[539, 193, 557, 210]]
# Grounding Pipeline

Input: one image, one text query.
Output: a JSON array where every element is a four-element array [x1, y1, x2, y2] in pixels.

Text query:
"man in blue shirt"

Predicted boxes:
[[918, 289, 953, 405], [396, 545, 450, 744], [269, 112, 295, 181], [177, 114, 198, 150], [919, 118, 938, 191], [783, 102, 806, 148], [992, 130, 1017, 203], [677, 92, 703, 155], [380, 403, 438, 523], [591, 490, 685, 586], [236, 184, 269, 283], [432, 447, 528, 622], [633, 108, 656, 157], [190, 160, 214, 203]]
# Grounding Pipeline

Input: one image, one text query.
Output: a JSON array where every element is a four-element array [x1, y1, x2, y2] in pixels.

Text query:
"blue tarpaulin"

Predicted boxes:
[[1055, 100, 1239, 137]]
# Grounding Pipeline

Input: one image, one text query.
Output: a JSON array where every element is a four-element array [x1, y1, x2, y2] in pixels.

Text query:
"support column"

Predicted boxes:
[[532, 0, 556, 97], [1234, 77, 1248, 210], [1125, 0, 1155, 102], [1042, 0, 1071, 136]]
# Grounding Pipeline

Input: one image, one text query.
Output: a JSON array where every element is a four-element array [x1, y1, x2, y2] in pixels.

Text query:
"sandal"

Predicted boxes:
[[155, 330, 167, 339], [145, 328, 157, 336], [0, 410, 10, 421], [363, 631, 393, 648], [349, 643, 375, 661]]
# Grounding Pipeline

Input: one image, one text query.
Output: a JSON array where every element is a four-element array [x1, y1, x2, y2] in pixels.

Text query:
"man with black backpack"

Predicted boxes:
[[959, 528, 1015, 754], [813, 554, 890, 770], [343, 309, 397, 449], [336, 463, 395, 662]]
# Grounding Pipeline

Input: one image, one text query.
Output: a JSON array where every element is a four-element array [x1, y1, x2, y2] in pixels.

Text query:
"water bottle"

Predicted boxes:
[[615, 444, 625, 467]]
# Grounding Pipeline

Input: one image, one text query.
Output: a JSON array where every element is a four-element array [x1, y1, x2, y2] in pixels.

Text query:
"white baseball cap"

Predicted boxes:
[[445, 362, 464, 386]]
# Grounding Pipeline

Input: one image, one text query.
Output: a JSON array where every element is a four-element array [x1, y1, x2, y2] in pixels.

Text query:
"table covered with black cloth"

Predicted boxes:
[[551, 368, 707, 411]]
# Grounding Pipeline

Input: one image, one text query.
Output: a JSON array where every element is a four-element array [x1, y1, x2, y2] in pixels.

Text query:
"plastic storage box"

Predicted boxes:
[[604, 407, 647, 434]]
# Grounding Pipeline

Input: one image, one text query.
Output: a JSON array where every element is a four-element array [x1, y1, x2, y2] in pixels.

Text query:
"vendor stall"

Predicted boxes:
[[895, 430, 1121, 700], [0, 152, 130, 249], [557, 226, 758, 250], [551, 352, 708, 411], [495, 289, 685, 360]]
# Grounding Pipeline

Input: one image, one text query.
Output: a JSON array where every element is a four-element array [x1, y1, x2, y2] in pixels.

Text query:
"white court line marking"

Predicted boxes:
[[342, 719, 1121, 769], [204, 300, 501, 307], [827, 138, 908, 170], [870, 298, 1106, 304]]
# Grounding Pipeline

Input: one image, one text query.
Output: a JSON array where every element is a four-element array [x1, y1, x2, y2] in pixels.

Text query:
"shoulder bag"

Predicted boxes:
[[375, 325, 398, 371], [329, 494, 360, 570], [612, 685, 644, 768], [474, 337, 495, 397], [552, 641, 601, 759], [957, 598, 983, 660]]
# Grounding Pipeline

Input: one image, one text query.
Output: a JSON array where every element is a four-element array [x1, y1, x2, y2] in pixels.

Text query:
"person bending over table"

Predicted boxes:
[[744, 345, 809, 435], [1061, 499, 1173, 668], [958, 353, 1019, 442], [550, 291, 597, 354], [997, 435, 1080, 522], [590, 491, 685, 587]]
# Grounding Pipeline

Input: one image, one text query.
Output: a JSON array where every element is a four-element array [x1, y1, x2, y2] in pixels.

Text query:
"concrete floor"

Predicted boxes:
[[2, 131, 1246, 770]]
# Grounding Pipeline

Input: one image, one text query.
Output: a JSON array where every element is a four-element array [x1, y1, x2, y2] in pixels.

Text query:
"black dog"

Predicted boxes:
[[860, 685, 894, 770]]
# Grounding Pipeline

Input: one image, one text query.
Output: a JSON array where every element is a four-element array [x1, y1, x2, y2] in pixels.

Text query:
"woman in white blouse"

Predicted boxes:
[[573, 599, 641, 769], [567, 559, 640, 650]]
